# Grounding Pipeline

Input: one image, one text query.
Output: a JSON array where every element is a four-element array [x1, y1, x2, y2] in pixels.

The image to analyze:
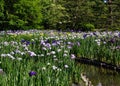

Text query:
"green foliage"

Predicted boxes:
[[0, 0, 43, 30], [0, 0, 5, 30], [84, 23, 95, 31], [0, 0, 120, 31], [41, 0, 67, 29], [0, 0, 4, 17], [14, 0, 43, 29]]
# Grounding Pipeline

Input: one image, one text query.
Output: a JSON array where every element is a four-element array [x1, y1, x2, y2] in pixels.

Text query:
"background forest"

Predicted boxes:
[[0, 0, 120, 31]]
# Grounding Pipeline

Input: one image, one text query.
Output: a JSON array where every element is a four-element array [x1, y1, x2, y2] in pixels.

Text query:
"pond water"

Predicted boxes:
[[78, 63, 120, 86]]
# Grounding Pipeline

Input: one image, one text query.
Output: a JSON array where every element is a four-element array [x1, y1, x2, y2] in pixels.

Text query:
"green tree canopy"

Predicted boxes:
[[0, 0, 120, 31]]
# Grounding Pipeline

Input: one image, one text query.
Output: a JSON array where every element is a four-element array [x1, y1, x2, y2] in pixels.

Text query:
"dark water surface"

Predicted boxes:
[[78, 63, 120, 86]]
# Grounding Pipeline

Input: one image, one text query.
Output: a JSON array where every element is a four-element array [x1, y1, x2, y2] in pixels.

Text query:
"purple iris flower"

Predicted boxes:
[[40, 40, 45, 45], [93, 32, 98, 37], [71, 30, 74, 32], [26, 41, 30, 45], [21, 39, 30, 45], [116, 46, 120, 49], [45, 40, 49, 43], [83, 34, 87, 38], [109, 38, 115, 43], [31, 42, 35, 45], [29, 71, 37, 76], [77, 42, 80, 46], [46, 43, 51, 48], [52, 40, 57, 43], [52, 40, 57, 46], [21, 39, 26, 43], [118, 32, 120, 37]]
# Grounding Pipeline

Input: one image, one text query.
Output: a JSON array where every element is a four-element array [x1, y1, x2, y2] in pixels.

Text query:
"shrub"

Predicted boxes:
[[79, 23, 95, 31]]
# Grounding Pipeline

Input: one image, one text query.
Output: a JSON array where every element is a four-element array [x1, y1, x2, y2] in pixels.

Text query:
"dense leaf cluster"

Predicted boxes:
[[0, 0, 120, 31]]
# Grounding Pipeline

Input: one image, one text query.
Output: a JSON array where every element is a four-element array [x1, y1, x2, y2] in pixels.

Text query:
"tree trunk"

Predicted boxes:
[[108, 0, 113, 27]]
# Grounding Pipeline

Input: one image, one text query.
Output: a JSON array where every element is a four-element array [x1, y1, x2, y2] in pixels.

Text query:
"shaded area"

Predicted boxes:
[[76, 62, 120, 86], [75, 57, 120, 72]]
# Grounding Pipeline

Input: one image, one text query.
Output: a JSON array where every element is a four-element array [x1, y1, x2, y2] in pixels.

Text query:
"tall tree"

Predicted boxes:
[[63, 0, 95, 30], [63, 0, 120, 30], [14, 0, 43, 29], [41, 0, 67, 29], [0, 0, 5, 30], [1, 0, 43, 30]]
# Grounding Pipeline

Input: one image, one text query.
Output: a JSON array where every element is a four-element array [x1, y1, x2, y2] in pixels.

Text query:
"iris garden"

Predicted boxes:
[[0, 30, 120, 86]]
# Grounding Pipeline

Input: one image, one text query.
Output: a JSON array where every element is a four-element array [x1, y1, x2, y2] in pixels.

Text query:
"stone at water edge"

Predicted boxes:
[[97, 82, 102, 86], [81, 73, 93, 86], [72, 83, 81, 86]]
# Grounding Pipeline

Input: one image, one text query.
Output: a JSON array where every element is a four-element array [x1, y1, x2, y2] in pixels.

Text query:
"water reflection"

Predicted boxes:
[[78, 63, 120, 86]]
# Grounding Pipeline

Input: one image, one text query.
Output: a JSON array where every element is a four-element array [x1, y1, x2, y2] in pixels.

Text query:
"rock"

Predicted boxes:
[[72, 83, 81, 86]]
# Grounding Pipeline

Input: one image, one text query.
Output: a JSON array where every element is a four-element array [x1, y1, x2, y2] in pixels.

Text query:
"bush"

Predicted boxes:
[[79, 23, 95, 31]]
